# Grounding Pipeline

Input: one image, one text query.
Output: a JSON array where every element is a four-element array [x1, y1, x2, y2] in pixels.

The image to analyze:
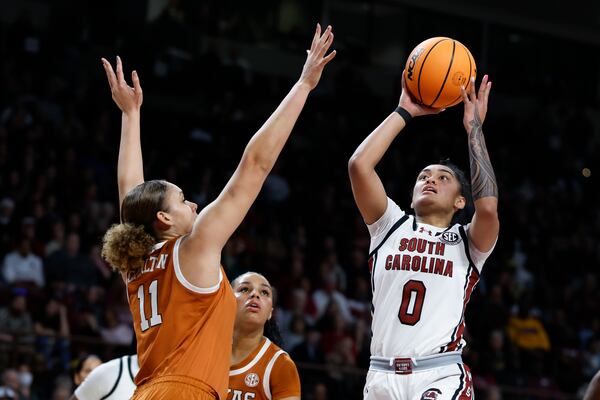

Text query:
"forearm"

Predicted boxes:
[[117, 111, 144, 202], [466, 114, 498, 208], [243, 82, 311, 173], [349, 112, 406, 169]]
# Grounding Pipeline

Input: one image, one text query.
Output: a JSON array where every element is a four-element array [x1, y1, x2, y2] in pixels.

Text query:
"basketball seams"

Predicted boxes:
[[428, 40, 456, 108], [408, 38, 476, 109], [416, 38, 449, 104], [448, 42, 474, 107]]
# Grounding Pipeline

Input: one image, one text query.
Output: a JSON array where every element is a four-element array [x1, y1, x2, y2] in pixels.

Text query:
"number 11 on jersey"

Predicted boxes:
[[137, 279, 163, 331]]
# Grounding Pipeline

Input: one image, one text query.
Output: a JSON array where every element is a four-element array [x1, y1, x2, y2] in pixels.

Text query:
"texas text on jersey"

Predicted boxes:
[[227, 338, 300, 400]]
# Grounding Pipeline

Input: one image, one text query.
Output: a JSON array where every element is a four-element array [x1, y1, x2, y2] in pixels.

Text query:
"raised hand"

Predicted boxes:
[[298, 23, 337, 91], [462, 74, 491, 131], [398, 73, 443, 117], [101, 56, 143, 115]]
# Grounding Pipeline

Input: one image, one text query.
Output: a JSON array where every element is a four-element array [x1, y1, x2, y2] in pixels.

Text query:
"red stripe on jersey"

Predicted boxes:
[[458, 364, 473, 399], [445, 268, 479, 352]]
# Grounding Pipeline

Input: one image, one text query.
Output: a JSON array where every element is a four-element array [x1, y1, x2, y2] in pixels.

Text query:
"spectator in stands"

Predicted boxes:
[[34, 298, 70, 370], [0, 291, 36, 365], [2, 237, 44, 288]]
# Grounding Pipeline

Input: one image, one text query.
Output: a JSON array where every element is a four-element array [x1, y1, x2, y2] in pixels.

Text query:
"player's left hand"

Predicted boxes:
[[462, 75, 491, 132], [297, 23, 337, 91], [102, 56, 143, 115]]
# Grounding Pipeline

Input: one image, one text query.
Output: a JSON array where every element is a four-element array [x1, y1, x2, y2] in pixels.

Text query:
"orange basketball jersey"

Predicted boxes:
[[227, 338, 300, 400], [126, 236, 236, 399]]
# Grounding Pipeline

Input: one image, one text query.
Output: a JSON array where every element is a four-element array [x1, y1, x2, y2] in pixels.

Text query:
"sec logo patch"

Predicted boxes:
[[421, 388, 442, 400], [439, 231, 461, 245], [245, 373, 260, 387]]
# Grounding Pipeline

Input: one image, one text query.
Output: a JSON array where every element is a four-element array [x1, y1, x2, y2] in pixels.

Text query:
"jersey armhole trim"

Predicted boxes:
[[369, 215, 410, 257], [99, 357, 123, 400], [263, 350, 286, 400], [458, 226, 479, 276], [173, 236, 223, 294], [127, 355, 136, 382]]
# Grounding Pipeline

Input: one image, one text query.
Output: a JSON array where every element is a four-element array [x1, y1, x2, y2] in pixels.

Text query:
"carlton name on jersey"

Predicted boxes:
[[127, 253, 169, 282], [382, 237, 453, 278]]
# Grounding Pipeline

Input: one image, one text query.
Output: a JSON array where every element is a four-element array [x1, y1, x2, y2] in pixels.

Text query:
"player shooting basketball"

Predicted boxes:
[[348, 73, 498, 399]]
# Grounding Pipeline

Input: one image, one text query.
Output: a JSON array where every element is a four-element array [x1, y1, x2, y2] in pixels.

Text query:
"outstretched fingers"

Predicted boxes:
[[132, 70, 142, 93], [484, 81, 492, 104], [468, 77, 477, 102], [478, 75, 488, 99], [460, 84, 470, 104], [315, 26, 333, 58], [101, 58, 118, 90], [310, 23, 321, 52], [116, 56, 125, 86], [322, 49, 337, 65]]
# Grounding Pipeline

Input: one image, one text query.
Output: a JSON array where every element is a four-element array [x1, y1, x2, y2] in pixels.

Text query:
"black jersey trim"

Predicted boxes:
[[458, 225, 479, 276], [451, 363, 466, 400], [369, 215, 408, 313], [440, 225, 478, 353], [127, 355, 135, 383], [100, 356, 123, 400], [369, 215, 409, 258]]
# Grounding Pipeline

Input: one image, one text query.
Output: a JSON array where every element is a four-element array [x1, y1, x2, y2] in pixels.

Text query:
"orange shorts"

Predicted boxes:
[[131, 375, 219, 400]]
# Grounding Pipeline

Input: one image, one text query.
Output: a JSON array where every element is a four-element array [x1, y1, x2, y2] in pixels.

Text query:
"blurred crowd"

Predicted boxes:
[[1, 1, 599, 399]]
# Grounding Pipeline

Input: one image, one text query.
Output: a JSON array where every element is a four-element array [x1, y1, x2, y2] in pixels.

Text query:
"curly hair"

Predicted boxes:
[[101, 223, 155, 273]]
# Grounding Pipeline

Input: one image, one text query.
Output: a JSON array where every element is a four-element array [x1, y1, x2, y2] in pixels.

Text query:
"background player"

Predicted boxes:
[[100, 23, 336, 399], [72, 355, 102, 387], [70, 354, 139, 400], [228, 272, 300, 400], [348, 74, 499, 399]]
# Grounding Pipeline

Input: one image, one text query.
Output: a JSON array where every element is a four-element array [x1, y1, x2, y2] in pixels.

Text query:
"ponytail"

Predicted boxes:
[[101, 223, 155, 273]]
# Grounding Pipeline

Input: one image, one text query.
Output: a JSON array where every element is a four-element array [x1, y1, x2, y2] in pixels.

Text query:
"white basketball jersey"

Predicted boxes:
[[368, 198, 494, 358], [74, 355, 139, 400]]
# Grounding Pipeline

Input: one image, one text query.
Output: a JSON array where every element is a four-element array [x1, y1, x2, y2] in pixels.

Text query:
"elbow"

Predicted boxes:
[[348, 154, 368, 176], [243, 152, 272, 176], [475, 201, 498, 220]]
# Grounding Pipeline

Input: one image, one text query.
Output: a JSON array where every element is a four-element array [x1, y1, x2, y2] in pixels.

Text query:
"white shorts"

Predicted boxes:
[[363, 363, 473, 400]]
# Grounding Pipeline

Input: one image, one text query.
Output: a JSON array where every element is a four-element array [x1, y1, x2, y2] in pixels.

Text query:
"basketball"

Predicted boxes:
[[404, 37, 476, 109]]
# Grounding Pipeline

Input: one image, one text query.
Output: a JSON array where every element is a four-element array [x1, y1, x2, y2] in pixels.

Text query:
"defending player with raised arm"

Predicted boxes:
[[100, 23, 335, 400], [348, 75, 498, 400], [228, 273, 300, 400]]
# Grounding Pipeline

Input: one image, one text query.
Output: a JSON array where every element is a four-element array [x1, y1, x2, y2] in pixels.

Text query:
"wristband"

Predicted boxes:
[[394, 106, 413, 123]]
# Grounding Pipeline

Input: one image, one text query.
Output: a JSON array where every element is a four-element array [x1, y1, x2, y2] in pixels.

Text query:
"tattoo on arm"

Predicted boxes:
[[468, 107, 498, 200]]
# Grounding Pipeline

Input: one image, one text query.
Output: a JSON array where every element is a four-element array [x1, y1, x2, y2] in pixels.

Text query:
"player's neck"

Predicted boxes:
[[415, 213, 452, 228], [232, 328, 265, 364]]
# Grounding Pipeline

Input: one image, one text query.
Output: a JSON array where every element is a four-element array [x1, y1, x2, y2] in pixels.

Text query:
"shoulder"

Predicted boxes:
[[367, 197, 407, 241], [266, 343, 298, 375], [267, 350, 300, 397], [74, 357, 123, 397], [272, 352, 297, 373], [88, 357, 123, 382]]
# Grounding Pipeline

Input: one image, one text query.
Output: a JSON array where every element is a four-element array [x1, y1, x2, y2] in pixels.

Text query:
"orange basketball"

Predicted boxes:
[[404, 37, 476, 109]]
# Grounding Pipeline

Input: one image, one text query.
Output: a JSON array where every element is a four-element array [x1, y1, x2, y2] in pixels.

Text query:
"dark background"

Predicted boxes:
[[0, 0, 599, 399]]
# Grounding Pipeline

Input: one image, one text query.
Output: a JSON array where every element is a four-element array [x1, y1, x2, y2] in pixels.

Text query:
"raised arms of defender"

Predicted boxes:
[[101, 56, 143, 216], [180, 24, 336, 287]]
